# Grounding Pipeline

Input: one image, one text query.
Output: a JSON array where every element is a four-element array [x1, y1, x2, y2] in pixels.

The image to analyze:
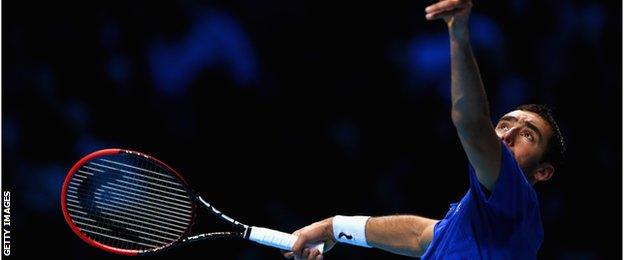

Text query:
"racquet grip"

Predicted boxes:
[[248, 227, 325, 252]]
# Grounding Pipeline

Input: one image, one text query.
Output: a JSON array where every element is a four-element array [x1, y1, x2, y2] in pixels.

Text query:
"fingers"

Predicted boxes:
[[308, 248, 321, 260], [291, 248, 310, 260], [291, 249, 323, 260], [426, 8, 463, 20], [282, 250, 294, 259], [291, 223, 327, 254], [296, 248, 322, 260], [425, 0, 468, 15], [288, 218, 334, 259], [291, 233, 308, 255], [285, 230, 303, 259]]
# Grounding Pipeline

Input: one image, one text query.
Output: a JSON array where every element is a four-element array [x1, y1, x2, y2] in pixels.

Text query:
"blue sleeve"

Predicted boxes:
[[468, 142, 539, 217]]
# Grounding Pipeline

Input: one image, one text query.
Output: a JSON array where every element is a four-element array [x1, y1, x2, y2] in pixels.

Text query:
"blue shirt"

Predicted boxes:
[[421, 143, 543, 259]]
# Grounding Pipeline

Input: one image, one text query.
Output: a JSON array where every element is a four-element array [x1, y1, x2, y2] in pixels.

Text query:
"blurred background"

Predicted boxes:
[[3, 0, 621, 259]]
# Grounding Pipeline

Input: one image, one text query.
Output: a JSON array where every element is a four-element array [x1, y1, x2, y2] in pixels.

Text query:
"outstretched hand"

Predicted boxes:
[[282, 218, 336, 260], [425, 0, 473, 33]]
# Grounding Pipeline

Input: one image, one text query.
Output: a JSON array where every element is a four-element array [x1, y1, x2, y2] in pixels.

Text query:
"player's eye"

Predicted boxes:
[[521, 131, 534, 142]]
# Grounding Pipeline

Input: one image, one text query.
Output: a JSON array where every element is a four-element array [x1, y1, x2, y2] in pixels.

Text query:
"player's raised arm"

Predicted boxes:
[[426, 0, 501, 190]]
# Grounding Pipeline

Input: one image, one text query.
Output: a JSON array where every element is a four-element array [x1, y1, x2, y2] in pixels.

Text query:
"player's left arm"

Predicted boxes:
[[426, 0, 501, 191]]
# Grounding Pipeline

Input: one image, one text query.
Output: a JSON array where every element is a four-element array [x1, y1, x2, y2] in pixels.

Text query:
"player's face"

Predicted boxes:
[[494, 110, 553, 177]]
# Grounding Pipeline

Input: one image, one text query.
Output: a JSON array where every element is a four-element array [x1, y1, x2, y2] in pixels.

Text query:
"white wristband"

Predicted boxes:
[[332, 215, 371, 248]]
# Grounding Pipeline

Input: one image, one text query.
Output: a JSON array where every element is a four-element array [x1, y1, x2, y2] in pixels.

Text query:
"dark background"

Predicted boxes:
[[3, 0, 621, 259]]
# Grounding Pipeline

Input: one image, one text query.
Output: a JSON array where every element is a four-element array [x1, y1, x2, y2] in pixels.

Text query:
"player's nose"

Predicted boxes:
[[500, 127, 517, 146]]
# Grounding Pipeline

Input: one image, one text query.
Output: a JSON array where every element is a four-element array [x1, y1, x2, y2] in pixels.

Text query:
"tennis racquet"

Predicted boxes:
[[61, 148, 323, 256]]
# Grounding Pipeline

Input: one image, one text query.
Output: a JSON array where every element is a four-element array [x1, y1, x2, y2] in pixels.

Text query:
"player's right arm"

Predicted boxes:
[[283, 215, 438, 260], [365, 215, 438, 257]]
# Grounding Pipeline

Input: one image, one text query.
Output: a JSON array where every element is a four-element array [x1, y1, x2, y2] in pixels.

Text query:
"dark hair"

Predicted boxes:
[[515, 104, 566, 169]]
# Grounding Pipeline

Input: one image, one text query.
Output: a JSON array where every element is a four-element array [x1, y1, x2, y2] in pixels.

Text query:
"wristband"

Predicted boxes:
[[332, 215, 371, 248]]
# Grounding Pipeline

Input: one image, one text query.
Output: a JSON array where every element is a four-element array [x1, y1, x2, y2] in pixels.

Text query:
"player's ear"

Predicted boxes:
[[533, 162, 554, 183]]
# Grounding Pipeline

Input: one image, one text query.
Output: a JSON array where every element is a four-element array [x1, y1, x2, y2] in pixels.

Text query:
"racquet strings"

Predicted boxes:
[[64, 153, 194, 251]]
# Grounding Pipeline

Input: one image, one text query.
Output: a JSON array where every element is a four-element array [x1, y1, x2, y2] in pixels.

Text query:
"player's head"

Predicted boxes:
[[494, 104, 565, 185]]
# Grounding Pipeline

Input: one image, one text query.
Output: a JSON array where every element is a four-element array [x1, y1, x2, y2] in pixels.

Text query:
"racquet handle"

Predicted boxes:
[[248, 227, 325, 252]]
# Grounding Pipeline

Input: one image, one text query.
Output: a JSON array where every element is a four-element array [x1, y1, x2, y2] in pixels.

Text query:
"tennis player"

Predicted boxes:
[[283, 0, 565, 259]]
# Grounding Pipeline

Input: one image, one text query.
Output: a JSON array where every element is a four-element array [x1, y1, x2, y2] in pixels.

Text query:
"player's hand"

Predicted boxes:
[[282, 218, 336, 260], [425, 0, 473, 33]]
